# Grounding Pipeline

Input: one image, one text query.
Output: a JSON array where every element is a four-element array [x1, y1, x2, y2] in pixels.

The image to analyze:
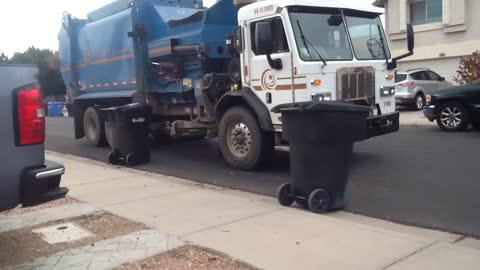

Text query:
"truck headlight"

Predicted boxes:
[[311, 92, 332, 101], [321, 93, 332, 101], [380, 86, 395, 96]]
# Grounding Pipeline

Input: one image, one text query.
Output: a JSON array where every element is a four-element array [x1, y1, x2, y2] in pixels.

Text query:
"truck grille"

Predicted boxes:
[[337, 67, 375, 101]]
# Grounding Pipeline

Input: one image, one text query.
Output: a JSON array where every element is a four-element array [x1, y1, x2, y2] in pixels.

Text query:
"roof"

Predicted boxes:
[[238, 0, 384, 21], [372, 0, 385, 8]]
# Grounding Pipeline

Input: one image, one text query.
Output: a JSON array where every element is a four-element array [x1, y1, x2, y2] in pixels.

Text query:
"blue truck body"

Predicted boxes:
[[59, 0, 237, 103]]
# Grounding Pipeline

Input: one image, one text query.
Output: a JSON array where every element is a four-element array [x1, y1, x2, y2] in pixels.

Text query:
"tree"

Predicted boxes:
[[454, 51, 480, 85], [0, 50, 8, 63], [8, 47, 66, 97]]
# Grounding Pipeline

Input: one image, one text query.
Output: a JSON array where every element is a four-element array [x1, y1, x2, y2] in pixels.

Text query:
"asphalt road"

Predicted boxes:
[[46, 117, 480, 237]]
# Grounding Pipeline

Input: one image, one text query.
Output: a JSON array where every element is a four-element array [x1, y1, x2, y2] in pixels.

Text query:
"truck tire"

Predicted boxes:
[[83, 107, 107, 147], [105, 121, 114, 148], [218, 106, 274, 170]]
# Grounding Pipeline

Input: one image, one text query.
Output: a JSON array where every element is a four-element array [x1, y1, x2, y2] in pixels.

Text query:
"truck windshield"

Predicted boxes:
[[289, 7, 391, 62], [289, 7, 353, 61], [344, 10, 391, 60]]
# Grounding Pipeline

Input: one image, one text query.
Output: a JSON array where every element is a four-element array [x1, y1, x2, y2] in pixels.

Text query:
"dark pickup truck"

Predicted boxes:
[[0, 64, 68, 211]]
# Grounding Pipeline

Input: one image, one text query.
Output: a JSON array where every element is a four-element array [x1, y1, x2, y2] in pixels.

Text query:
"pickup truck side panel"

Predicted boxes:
[[0, 65, 44, 211]]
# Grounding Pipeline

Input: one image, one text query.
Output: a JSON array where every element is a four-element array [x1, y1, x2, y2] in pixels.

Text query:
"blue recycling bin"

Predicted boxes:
[[47, 102, 64, 117]]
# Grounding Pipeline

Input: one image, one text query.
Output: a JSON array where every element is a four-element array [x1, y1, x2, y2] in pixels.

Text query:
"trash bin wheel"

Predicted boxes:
[[277, 183, 295, 207], [125, 153, 137, 167], [308, 189, 330, 214], [125, 152, 149, 167], [108, 152, 119, 165]]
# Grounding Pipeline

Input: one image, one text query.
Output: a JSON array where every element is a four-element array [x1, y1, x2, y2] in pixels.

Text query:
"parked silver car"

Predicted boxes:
[[395, 68, 452, 110]]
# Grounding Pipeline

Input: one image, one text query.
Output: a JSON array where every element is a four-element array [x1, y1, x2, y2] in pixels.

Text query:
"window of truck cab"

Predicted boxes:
[[344, 10, 391, 61], [288, 7, 353, 62], [250, 17, 289, 56]]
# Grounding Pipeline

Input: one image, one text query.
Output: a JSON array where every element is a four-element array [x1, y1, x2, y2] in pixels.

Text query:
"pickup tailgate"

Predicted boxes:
[[0, 64, 44, 211]]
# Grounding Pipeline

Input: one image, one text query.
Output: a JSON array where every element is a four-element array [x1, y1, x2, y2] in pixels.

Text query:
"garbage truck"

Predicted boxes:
[[59, 0, 415, 170]]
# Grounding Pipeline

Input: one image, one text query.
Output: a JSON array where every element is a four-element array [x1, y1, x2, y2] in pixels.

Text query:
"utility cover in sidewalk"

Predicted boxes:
[[32, 222, 94, 244]]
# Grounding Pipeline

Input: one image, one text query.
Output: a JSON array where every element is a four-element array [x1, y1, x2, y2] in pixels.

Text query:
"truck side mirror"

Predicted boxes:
[[407, 24, 414, 52], [255, 22, 273, 55], [387, 24, 415, 70], [255, 22, 283, 70]]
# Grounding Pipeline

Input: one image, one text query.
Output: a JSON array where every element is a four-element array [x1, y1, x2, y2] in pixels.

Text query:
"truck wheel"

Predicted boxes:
[[105, 121, 114, 148], [436, 102, 470, 132], [83, 107, 107, 147], [219, 106, 274, 170]]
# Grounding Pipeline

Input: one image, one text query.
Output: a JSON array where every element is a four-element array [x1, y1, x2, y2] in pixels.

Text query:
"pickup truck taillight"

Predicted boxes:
[[15, 84, 45, 145]]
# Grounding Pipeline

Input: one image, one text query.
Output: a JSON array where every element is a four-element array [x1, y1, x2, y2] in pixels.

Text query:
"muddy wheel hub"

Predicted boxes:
[[227, 122, 252, 158]]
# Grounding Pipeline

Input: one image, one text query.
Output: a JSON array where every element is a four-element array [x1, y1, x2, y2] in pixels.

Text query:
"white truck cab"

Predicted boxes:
[[236, 0, 408, 131]]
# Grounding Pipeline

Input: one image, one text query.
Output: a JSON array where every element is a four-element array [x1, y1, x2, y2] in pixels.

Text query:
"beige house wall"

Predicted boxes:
[[379, 0, 480, 82]]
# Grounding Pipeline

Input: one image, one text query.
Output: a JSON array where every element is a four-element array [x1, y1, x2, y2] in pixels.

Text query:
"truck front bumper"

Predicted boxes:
[[21, 160, 69, 207], [366, 112, 400, 139]]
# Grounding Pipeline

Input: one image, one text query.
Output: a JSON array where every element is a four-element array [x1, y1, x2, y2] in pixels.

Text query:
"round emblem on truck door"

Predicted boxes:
[[261, 69, 277, 91]]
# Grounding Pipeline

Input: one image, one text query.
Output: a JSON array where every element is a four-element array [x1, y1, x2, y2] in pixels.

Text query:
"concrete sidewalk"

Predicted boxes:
[[399, 110, 436, 127], [47, 151, 480, 270]]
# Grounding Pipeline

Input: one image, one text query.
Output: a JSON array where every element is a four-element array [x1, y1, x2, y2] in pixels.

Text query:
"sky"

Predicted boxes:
[[0, 0, 380, 57]]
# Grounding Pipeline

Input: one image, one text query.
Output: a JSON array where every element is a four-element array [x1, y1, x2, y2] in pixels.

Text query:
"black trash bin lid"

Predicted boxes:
[[272, 101, 371, 113]]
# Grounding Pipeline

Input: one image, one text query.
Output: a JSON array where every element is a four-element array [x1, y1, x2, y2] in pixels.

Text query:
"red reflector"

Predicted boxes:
[[16, 85, 45, 145], [398, 81, 414, 87]]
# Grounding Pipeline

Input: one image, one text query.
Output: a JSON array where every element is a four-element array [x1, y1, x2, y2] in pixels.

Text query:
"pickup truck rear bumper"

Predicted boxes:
[[21, 160, 69, 207], [366, 112, 400, 139]]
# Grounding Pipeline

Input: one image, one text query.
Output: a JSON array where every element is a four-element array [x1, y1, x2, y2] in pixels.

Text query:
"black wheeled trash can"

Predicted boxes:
[[272, 101, 370, 213], [102, 103, 152, 167]]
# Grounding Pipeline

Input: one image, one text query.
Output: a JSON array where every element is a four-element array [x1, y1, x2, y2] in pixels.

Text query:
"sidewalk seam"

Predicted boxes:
[[101, 188, 196, 208], [381, 241, 438, 270], [68, 175, 136, 187], [180, 208, 285, 238]]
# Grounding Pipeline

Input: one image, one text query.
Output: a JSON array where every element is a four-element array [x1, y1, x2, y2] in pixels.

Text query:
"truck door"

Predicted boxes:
[[247, 17, 293, 126]]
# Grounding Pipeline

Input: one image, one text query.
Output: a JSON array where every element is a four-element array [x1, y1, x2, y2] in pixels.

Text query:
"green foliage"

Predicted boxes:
[[454, 51, 480, 85], [0, 51, 8, 63], [2, 47, 66, 97]]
